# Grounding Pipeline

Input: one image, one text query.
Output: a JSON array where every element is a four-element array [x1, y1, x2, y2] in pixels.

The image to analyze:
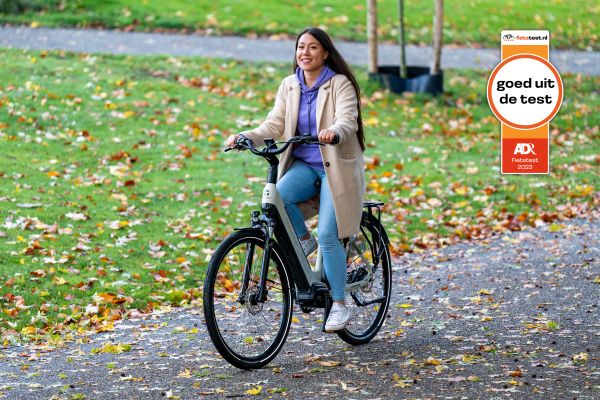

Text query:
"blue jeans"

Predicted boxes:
[[277, 160, 346, 301]]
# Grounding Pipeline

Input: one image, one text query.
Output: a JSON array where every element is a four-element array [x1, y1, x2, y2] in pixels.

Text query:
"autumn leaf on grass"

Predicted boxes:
[[450, 182, 470, 196], [108, 164, 130, 178], [91, 342, 132, 354], [65, 212, 88, 221], [245, 386, 263, 395], [21, 326, 37, 335], [92, 292, 132, 305], [365, 155, 381, 170], [52, 276, 67, 286], [30, 269, 46, 278], [108, 220, 129, 230], [427, 198, 442, 208]]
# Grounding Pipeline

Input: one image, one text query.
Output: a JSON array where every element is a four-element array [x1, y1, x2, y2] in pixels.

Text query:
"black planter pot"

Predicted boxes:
[[369, 66, 444, 95]]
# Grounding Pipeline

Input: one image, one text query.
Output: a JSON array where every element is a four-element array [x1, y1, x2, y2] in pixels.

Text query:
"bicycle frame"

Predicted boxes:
[[260, 186, 388, 301], [261, 181, 324, 287], [244, 180, 331, 310], [231, 136, 383, 312]]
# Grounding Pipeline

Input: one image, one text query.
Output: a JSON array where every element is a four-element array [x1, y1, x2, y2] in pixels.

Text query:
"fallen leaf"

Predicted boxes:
[[318, 360, 341, 367], [245, 386, 263, 395], [424, 357, 442, 366]]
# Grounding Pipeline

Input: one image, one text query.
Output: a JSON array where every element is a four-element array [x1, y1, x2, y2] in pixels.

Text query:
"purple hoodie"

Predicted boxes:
[[292, 65, 337, 170]]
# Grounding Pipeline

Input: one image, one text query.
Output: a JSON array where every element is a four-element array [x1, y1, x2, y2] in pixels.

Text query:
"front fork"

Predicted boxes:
[[238, 211, 275, 304]]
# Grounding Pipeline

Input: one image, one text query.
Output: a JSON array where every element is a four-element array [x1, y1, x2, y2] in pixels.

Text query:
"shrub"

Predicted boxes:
[[0, 0, 57, 15]]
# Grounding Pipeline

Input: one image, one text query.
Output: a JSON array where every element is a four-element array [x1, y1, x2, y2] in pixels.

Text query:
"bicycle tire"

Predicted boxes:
[[203, 230, 293, 369], [337, 212, 392, 345]]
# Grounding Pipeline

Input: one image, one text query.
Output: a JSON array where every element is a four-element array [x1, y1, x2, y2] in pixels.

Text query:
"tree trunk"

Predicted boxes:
[[398, 0, 407, 78], [430, 0, 443, 75], [367, 0, 378, 74]]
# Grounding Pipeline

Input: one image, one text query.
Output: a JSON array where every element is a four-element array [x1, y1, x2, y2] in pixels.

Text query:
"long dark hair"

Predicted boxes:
[[293, 27, 365, 151]]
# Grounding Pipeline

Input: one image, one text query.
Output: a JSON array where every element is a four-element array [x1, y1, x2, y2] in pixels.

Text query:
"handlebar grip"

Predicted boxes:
[[224, 135, 254, 152], [236, 136, 252, 146]]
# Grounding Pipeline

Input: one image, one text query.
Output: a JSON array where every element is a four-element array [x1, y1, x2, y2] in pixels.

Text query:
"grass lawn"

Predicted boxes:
[[0, 0, 597, 50], [0, 48, 598, 344]]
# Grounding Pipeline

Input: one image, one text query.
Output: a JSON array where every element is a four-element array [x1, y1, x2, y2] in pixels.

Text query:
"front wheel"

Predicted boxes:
[[337, 213, 392, 345], [203, 230, 293, 369]]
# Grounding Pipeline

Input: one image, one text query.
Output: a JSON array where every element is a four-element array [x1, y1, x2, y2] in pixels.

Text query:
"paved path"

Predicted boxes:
[[1, 26, 599, 76], [1, 217, 598, 399]]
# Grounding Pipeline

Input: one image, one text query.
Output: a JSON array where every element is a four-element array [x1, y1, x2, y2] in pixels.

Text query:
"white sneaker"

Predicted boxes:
[[300, 234, 318, 256], [325, 303, 351, 332]]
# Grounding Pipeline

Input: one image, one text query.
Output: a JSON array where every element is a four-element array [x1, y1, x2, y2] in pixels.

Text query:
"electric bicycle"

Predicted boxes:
[[203, 135, 392, 369]]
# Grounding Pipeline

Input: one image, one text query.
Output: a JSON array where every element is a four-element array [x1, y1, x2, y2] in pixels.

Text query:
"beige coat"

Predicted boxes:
[[240, 74, 366, 239]]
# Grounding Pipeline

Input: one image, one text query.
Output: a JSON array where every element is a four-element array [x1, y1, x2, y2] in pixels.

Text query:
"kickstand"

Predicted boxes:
[[321, 296, 332, 332]]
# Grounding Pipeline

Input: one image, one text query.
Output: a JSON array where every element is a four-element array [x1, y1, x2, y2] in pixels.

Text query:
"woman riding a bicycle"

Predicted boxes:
[[226, 27, 366, 332]]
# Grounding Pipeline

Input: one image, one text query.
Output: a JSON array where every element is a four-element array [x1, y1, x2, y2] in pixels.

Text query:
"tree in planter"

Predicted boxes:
[[368, 0, 444, 95], [430, 0, 443, 76], [398, 0, 407, 78], [367, 0, 378, 75]]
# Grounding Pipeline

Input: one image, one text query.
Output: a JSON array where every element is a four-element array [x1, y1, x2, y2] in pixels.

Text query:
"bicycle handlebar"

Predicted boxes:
[[224, 134, 338, 156]]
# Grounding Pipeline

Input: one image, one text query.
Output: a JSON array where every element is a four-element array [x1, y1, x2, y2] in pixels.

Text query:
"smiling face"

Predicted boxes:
[[296, 33, 328, 73]]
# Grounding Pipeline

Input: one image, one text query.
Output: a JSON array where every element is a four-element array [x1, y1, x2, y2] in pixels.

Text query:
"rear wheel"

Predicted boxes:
[[203, 230, 292, 369], [337, 213, 392, 345]]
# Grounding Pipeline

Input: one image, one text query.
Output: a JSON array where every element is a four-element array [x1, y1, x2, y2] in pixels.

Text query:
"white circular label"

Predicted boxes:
[[487, 54, 563, 129]]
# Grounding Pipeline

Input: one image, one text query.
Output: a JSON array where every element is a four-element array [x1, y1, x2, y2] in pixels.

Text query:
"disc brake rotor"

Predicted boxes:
[[244, 286, 264, 315]]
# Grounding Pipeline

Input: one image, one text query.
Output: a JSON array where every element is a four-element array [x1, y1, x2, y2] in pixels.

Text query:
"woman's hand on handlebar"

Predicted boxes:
[[318, 129, 339, 144], [225, 134, 241, 148], [224, 134, 254, 152]]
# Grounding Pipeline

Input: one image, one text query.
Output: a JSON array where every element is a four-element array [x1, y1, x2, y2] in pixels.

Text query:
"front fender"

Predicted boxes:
[[233, 227, 267, 240]]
